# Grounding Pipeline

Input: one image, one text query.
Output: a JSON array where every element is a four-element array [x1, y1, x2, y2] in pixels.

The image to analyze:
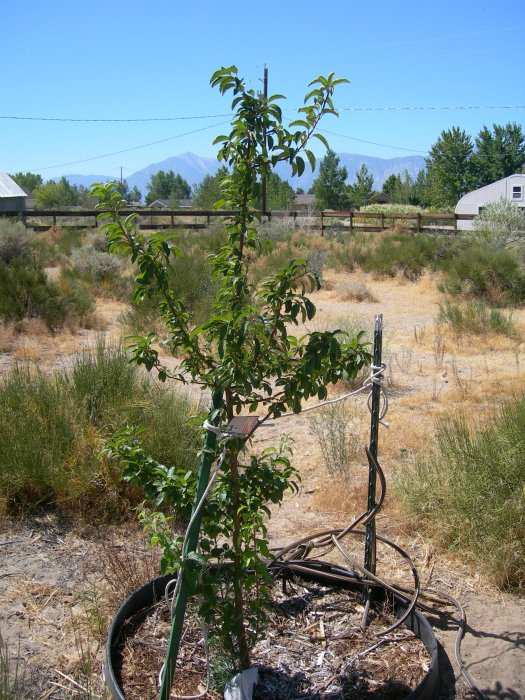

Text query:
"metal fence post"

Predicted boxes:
[[364, 314, 383, 582]]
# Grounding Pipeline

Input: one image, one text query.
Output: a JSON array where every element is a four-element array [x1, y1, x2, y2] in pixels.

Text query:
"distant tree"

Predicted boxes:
[[254, 172, 295, 210], [472, 123, 525, 187], [312, 149, 350, 210], [113, 179, 141, 203], [412, 169, 432, 207], [382, 174, 401, 200], [382, 170, 419, 205], [129, 185, 142, 203], [295, 187, 304, 194], [349, 164, 374, 208], [9, 172, 43, 194], [426, 127, 474, 208], [145, 170, 191, 205], [34, 177, 80, 208], [193, 166, 228, 208]]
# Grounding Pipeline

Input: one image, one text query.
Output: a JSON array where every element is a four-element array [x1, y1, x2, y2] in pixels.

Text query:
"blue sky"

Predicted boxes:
[[1, 0, 524, 178]]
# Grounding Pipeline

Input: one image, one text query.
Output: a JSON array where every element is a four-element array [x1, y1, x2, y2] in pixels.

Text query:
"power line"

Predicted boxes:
[[4, 104, 525, 123], [342, 104, 525, 112], [33, 120, 232, 171], [320, 128, 427, 155], [0, 113, 232, 123]]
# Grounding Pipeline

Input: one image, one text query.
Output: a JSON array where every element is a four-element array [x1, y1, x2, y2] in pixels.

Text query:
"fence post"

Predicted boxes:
[[454, 214, 458, 235], [363, 314, 383, 616], [171, 213, 175, 227], [380, 212, 385, 231], [349, 211, 353, 234], [321, 211, 325, 237], [417, 212, 422, 233]]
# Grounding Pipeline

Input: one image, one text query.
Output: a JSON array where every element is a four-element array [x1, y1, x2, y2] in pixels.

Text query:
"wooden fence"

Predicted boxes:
[[0, 207, 474, 234], [320, 210, 474, 235]]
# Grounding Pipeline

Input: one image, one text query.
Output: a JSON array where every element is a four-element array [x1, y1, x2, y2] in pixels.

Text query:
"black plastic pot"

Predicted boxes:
[[105, 571, 439, 700]]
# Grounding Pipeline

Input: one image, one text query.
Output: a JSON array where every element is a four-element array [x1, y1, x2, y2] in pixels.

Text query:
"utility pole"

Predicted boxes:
[[261, 64, 268, 216], [120, 166, 123, 185]]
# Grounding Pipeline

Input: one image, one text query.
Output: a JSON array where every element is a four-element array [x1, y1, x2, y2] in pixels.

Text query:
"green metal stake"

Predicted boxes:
[[158, 389, 223, 700]]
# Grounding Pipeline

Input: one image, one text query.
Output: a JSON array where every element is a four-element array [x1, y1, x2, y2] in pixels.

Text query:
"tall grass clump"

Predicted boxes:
[[438, 299, 517, 338], [0, 340, 201, 516], [395, 399, 525, 589]]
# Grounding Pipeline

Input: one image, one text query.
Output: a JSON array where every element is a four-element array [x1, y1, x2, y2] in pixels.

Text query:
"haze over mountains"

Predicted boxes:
[[65, 151, 425, 196]]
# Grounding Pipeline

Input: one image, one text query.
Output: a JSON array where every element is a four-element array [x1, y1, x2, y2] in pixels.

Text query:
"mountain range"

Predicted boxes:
[[65, 151, 425, 196]]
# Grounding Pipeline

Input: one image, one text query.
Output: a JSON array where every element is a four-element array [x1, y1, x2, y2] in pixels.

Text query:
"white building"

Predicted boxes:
[[455, 173, 525, 230], [0, 172, 28, 213]]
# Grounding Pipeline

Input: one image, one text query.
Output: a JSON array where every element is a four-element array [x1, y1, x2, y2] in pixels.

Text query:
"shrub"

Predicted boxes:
[[440, 241, 525, 304], [0, 220, 30, 264], [337, 280, 377, 302], [329, 231, 451, 280], [438, 299, 517, 337], [358, 232, 446, 280], [0, 340, 201, 516], [71, 246, 122, 281], [473, 198, 525, 249], [0, 258, 95, 330], [395, 399, 525, 589], [0, 630, 26, 700]]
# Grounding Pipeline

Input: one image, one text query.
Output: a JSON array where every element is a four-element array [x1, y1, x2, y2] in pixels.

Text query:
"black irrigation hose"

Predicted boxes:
[[268, 450, 486, 698]]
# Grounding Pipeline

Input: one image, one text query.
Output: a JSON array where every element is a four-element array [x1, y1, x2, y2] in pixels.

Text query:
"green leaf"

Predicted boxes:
[[313, 132, 330, 150]]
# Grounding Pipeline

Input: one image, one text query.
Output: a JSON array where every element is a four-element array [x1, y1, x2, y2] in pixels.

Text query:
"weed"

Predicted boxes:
[[0, 220, 30, 264], [308, 403, 360, 481]]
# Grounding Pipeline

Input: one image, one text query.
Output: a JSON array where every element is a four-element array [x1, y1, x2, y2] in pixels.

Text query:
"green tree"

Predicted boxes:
[[472, 123, 525, 187], [382, 170, 417, 204], [412, 169, 432, 207], [34, 177, 81, 208], [312, 149, 350, 209], [350, 163, 374, 207], [145, 170, 191, 205], [426, 127, 474, 208], [9, 172, 43, 194], [113, 179, 142, 203], [93, 67, 367, 698], [192, 166, 229, 208]]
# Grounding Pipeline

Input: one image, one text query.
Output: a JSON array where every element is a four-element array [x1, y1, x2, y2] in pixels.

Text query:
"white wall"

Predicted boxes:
[[455, 174, 525, 230]]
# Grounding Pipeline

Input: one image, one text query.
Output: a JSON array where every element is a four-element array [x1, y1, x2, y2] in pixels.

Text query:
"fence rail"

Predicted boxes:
[[0, 207, 475, 234]]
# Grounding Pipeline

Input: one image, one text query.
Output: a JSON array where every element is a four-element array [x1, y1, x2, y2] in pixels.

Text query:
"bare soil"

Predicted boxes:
[[1, 269, 524, 698]]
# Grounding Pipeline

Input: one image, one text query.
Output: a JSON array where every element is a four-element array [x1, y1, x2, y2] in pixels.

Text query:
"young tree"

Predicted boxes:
[[9, 172, 43, 194], [312, 149, 350, 210], [145, 170, 191, 205], [192, 166, 229, 208], [426, 127, 474, 208], [472, 123, 525, 187], [93, 67, 368, 698], [350, 163, 374, 207]]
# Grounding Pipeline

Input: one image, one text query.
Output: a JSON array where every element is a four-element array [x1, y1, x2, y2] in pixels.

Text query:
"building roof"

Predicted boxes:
[[0, 172, 27, 199]]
